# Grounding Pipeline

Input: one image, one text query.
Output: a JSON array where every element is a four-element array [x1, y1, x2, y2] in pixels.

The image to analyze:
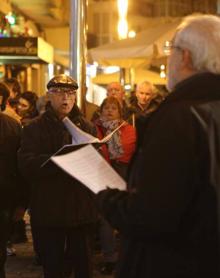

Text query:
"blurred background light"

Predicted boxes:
[[117, 0, 128, 39], [128, 30, 136, 38]]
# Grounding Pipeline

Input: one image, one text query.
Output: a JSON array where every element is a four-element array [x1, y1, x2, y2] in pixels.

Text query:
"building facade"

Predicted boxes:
[[88, 0, 217, 48]]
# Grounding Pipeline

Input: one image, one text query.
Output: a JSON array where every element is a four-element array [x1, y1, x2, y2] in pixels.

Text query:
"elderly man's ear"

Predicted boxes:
[[182, 49, 195, 71], [181, 49, 197, 78]]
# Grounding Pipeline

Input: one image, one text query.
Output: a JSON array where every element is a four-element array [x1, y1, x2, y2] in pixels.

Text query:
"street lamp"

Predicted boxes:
[[117, 0, 128, 39]]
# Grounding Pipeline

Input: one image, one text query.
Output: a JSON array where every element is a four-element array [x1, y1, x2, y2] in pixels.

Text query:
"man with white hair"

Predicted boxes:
[[130, 80, 166, 125], [95, 14, 220, 278]]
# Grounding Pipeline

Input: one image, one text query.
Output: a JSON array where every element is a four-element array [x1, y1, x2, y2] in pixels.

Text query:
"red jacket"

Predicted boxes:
[[96, 122, 136, 164]]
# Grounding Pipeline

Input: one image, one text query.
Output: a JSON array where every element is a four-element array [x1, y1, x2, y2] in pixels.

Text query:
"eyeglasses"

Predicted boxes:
[[163, 40, 183, 55], [48, 88, 77, 97]]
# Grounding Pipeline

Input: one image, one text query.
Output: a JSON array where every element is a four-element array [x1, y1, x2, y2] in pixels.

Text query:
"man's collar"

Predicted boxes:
[[166, 72, 220, 103]]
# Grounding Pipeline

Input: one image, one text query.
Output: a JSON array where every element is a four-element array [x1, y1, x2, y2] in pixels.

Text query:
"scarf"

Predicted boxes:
[[100, 118, 124, 160]]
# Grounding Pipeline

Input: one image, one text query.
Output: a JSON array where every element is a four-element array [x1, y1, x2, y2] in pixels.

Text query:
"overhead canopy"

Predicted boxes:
[[92, 68, 166, 85], [88, 19, 180, 68], [0, 37, 54, 64]]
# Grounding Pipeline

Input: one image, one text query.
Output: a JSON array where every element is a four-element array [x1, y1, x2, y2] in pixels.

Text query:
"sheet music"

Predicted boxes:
[[63, 117, 125, 145], [51, 144, 126, 194], [63, 117, 98, 144]]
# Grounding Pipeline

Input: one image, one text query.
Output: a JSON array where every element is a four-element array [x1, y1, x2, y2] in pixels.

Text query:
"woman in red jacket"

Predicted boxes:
[[95, 96, 136, 275], [95, 96, 136, 179]]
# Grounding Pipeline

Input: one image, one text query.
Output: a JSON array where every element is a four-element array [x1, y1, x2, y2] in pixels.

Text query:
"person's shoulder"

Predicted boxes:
[[150, 99, 196, 135], [0, 112, 20, 127], [22, 113, 47, 132], [0, 112, 21, 135], [4, 105, 21, 121]]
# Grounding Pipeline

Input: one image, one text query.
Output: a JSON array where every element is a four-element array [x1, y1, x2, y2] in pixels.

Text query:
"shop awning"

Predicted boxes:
[[92, 68, 166, 85], [0, 37, 54, 64], [88, 19, 180, 68]]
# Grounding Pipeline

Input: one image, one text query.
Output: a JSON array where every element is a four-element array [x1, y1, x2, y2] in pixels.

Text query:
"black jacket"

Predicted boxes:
[[18, 104, 98, 227], [97, 72, 220, 278], [0, 113, 27, 210]]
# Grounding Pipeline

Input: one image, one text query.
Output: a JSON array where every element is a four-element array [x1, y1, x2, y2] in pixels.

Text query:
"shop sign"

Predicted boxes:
[[0, 37, 38, 56], [0, 37, 54, 64]]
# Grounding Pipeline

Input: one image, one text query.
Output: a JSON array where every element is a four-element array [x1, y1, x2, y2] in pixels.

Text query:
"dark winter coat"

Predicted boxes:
[[18, 104, 98, 227], [97, 72, 220, 278], [0, 113, 27, 210]]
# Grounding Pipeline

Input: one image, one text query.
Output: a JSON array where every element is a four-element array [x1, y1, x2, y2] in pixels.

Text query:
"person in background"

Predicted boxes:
[[128, 84, 137, 106], [18, 74, 98, 278], [0, 83, 9, 113], [96, 96, 136, 179], [4, 78, 21, 108], [0, 83, 24, 257], [95, 14, 220, 278], [36, 95, 49, 116], [92, 82, 131, 123], [15, 91, 40, 264], [10, 91, 39, 248], [0, 82, 27, 278], [131, 80, 166, 122], [95, 96, 136, 275], [3, 78, 21, 122], [16, 91, 39, 127]]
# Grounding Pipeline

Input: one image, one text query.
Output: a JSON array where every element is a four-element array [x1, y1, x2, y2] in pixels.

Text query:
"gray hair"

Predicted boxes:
[[136, 80, 158, 94], [174, 14, 220, 74]]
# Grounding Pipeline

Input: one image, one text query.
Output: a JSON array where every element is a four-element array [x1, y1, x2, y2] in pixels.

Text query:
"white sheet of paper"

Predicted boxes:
[[51, 144, 126, 194], [63, 117, 125, 145], [63, 117, 98, 144]]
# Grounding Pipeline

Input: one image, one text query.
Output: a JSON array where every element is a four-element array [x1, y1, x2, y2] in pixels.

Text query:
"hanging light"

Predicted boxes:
[[117, 0, 128, 39]]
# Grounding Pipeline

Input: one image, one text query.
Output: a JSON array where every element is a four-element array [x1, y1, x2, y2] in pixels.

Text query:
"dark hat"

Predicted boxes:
[[47, 74, 78, 90]]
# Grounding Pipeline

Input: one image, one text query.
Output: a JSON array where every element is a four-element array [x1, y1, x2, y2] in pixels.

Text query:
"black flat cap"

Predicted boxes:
[[47, 74, 78, 90]]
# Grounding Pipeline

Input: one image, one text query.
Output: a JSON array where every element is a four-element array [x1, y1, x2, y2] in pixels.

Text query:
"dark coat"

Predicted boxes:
[[18, 104, 98, 227], [0, 113, 27, 210], [97, 73, 220, 278]]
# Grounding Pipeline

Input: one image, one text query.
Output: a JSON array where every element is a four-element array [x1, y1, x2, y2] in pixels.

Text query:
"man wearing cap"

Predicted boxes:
[[18, 74, 98, 278]]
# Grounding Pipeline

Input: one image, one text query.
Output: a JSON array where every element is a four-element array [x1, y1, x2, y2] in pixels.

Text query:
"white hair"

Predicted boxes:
[[136, 80, 157, 94], [174, 14, 220, 74]]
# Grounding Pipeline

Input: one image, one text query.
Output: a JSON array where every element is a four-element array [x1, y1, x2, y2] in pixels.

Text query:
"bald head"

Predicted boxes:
[[107, 82, 124, 103]]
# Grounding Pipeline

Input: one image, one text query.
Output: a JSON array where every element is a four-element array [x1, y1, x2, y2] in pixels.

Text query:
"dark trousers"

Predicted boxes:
[[99, 217, 117, 262], [0, 210, 11, 278], [33, 225, 94, 278]]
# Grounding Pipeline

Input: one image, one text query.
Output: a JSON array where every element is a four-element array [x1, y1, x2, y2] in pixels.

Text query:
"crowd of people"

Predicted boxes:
[[1, 13, 220, 278], [0, 73, 163, 278]]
